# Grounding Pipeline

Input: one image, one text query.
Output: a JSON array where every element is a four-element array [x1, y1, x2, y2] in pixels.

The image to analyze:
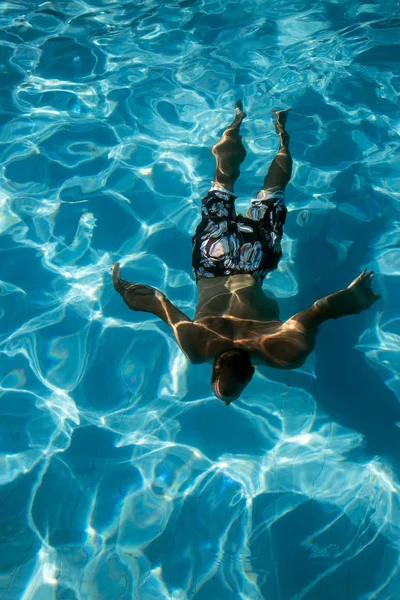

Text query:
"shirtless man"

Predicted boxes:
[[112, 102, 380, 405]]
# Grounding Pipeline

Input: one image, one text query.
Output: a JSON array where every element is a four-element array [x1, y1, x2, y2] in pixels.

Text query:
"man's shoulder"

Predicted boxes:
[[258, 320, 316, 369]]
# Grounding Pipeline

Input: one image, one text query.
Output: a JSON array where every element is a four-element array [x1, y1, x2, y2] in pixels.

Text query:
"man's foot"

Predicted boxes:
[[235, 99, 247, 120], [272, 108, 291, 134]]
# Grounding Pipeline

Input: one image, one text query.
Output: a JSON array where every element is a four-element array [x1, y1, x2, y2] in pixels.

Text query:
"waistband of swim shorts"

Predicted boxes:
[[251, 189, 285, 202]]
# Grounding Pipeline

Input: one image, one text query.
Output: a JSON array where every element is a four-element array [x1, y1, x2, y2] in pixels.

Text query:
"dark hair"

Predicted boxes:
[[211, 349, 255, 404]]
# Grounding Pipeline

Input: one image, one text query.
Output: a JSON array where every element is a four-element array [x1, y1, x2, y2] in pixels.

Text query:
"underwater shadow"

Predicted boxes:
[[314, 315, 400, 467], [294, 217, 400, 471]]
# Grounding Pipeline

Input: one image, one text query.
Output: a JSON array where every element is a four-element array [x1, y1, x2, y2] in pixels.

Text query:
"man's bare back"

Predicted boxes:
[[194, 274, 286, 366]]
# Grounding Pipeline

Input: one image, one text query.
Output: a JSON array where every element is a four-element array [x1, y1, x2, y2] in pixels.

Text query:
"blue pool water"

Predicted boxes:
[[0, 1, 399, 598]]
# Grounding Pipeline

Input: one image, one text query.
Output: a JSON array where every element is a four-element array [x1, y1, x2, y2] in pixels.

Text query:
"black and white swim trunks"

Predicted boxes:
[[192, 187, 287, 283]]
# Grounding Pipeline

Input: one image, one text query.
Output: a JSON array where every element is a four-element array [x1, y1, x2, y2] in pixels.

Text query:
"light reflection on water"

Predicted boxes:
[[0, 0, 399, 598]]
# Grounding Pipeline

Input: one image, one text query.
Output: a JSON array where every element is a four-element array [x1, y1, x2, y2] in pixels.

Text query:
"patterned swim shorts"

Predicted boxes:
[[192, 187, 287, 283]]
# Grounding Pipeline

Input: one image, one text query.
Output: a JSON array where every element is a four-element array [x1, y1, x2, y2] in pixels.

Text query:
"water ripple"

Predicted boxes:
[[0, 0, 400, 598]]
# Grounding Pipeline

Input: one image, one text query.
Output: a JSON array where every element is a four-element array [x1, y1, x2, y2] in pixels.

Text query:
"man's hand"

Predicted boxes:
[[112, 262, 165, 313], [287, 269, 381, 332], [346, 269, 381, 314], [313, 269, 381, 320]]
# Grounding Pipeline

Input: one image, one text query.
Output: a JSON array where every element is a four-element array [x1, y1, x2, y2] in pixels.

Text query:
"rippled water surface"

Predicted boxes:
[[1, 1, 400, 598]]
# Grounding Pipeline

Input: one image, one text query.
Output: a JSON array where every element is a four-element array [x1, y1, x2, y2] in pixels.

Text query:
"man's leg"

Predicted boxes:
[[243, 110, 292, 277], [256, 109, 293, 198], [211, 100, 247, 193]]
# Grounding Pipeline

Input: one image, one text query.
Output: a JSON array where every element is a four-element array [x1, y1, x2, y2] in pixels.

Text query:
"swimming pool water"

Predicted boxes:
[[0, 1, 399, 598]]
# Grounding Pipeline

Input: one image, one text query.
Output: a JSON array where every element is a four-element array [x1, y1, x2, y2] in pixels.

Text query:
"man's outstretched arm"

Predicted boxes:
[[286, 269, 381, 331], [112, 263, 205, 363]]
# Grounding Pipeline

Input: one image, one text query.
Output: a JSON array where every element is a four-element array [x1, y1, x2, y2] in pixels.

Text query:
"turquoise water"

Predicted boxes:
[[0, 0, 399, 598]]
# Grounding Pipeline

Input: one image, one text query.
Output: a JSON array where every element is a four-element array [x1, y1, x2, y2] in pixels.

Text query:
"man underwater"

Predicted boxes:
[[112, 102, 380, 405]]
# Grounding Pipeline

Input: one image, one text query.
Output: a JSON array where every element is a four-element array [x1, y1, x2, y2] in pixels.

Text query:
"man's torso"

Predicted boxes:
[[184, 275, 315, 368]]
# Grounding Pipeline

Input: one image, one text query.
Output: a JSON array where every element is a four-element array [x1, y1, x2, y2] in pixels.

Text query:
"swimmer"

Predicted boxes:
[[112, 101, 381, 405]]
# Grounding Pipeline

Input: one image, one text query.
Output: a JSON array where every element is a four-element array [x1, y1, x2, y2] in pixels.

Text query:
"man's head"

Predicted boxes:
[[211, 349, 255, 405]]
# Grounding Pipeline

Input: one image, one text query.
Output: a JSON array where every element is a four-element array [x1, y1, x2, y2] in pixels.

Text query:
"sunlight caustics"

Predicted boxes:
[[0, 0, 399, 599]]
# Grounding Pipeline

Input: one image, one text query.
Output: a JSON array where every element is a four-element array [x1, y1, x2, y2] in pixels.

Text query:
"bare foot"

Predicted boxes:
[[272, 108, 291, 134], [235, 99, 247, 120], [112, 262, 121, 289], [347, 269, 381, 312]]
